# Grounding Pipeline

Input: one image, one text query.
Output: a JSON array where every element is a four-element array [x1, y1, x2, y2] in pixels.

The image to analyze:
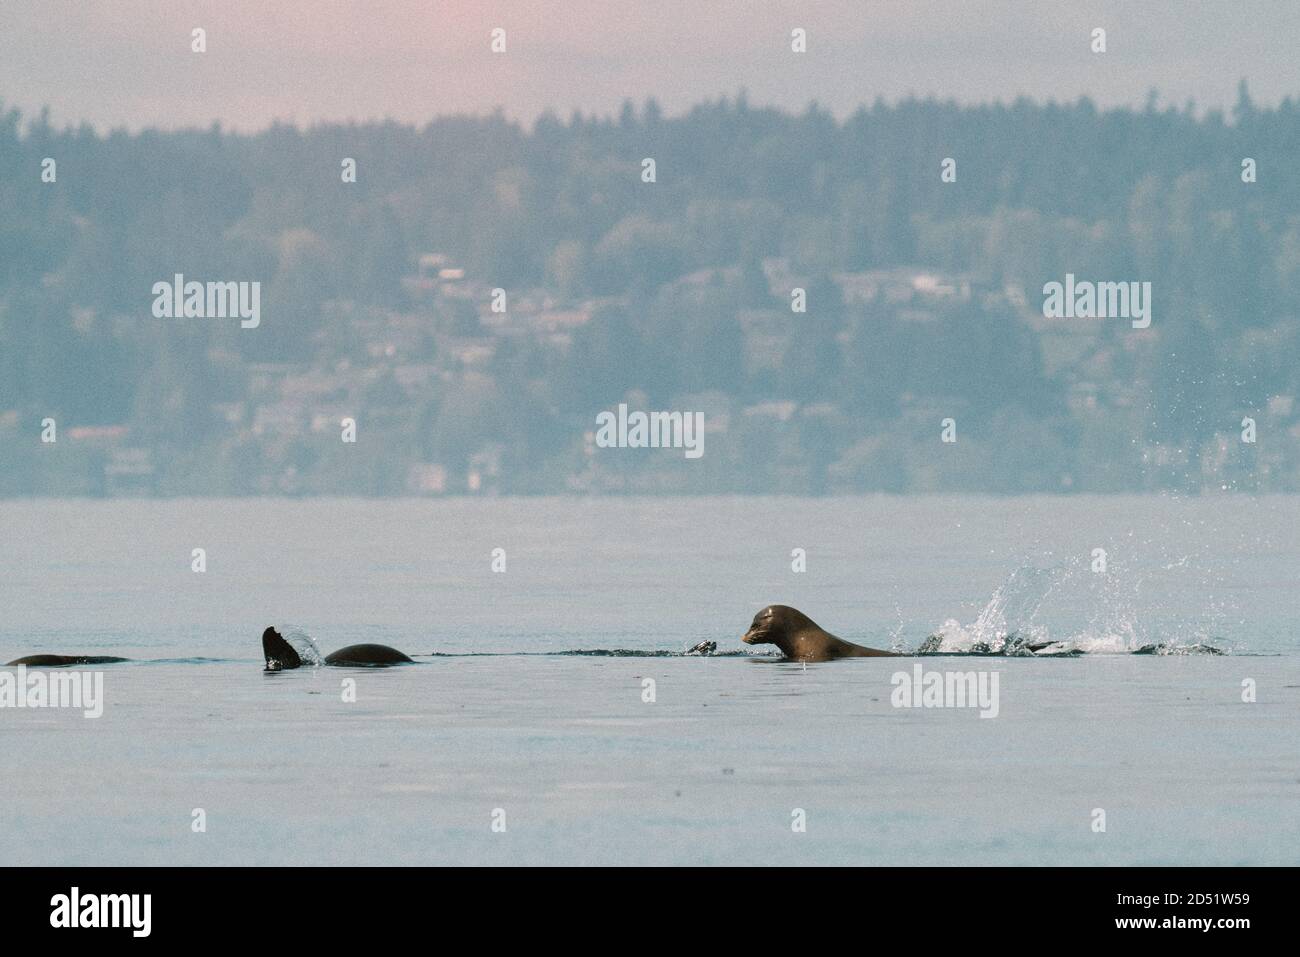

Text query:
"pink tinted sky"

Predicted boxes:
[[1, 0, 1297, 130]]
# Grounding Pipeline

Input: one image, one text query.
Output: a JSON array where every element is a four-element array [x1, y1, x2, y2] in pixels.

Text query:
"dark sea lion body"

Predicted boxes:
[[323, 644, 413, 666], [742, 605, 899, 662], [5, 655, 130, 667], [261, 627, 411, 670]]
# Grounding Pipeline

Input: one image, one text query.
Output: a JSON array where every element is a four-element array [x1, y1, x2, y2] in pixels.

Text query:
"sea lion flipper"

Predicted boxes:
[[262, 627, 302, 670]]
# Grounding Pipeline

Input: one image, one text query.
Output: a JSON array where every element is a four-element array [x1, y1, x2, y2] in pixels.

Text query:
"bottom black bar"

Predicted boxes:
[[0, 866, 1287, 943]]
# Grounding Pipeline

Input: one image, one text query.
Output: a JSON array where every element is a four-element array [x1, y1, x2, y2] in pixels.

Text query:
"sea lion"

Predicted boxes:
[[323, 643, 414, 666], [262, 627, 412, 670], [1133, 642, 1223, 656], [741, 605, 900, 661], [4, 655, 129, 667]]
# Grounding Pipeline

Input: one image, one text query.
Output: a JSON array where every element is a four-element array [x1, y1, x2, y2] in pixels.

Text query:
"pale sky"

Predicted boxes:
[[1, 0, 1297, 131]]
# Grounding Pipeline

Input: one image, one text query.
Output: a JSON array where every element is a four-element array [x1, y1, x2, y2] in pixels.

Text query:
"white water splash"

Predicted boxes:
[[278, 625, 324, 666], [924, 557, 1225, 655]]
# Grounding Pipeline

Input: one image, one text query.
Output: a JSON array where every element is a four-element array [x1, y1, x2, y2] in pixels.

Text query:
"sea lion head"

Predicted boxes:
[[742, 605, 817, 651]]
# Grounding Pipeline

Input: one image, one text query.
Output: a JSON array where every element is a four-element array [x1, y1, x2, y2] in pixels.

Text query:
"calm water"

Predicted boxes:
[[1, 496, 1297, 865]]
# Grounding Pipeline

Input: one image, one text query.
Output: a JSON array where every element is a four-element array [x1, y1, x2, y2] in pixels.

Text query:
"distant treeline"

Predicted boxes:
[[1, 86, 1298, 494]]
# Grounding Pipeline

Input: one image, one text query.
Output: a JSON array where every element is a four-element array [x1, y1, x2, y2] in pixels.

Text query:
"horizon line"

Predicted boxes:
[[2, 82, 1284, 138]]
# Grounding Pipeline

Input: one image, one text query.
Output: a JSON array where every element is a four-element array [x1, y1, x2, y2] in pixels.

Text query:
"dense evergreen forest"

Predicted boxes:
[[1, 86, 1298, 495]]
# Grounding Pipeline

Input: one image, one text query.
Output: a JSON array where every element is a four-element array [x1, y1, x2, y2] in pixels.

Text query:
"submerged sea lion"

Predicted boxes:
[[4, 655, 129, 667], [261, 627, 412, 671], [742, 605, 899, 661], [1133, 642, 1223, 656]]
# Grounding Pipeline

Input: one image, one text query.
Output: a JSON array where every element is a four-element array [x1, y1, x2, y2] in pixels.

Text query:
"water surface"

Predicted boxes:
[[1, 496, 1296, 865]]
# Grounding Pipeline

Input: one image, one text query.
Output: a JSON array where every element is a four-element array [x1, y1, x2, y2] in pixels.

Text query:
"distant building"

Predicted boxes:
[[402, 253, 470, 301], [211, 402, 246, 426], [531, 309, 592, 333], [105, 448, 155, 496], [252, 403, 304, 437], [406, 463, 447, 495], [68, 425, 129, 445], [467, 445, 503, 494], [743, 400, 798, 423]]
